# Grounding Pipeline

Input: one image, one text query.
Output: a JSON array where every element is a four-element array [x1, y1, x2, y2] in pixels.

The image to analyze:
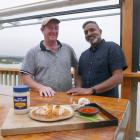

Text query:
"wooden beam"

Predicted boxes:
[[121, 0, 133, 98], [121, 0, 133, 72]]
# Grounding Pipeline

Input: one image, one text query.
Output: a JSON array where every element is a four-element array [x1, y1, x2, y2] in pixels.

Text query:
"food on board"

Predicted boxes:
[[34, 104, 65, 117], [78, 98, 90, 106]]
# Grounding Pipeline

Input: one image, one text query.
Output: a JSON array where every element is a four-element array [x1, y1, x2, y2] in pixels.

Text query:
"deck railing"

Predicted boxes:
[[0, 67, 75, 87], [0, 68, 22, 86]]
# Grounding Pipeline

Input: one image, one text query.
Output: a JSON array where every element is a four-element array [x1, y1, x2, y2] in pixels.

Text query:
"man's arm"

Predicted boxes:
[[67, 69, 123, 96], [21, 74, 56, 97], [94, 69, 123, 94]]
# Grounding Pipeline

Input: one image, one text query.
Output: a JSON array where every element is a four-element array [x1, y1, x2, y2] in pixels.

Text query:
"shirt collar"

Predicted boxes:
[[40, 40, 62, 51]]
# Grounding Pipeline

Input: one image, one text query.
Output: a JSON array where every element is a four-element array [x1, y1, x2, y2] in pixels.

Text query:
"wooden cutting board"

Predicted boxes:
[[1, 106, 98, 136]]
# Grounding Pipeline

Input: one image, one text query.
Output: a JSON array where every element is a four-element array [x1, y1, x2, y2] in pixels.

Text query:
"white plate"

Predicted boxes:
[[29, 105, 74, 122]]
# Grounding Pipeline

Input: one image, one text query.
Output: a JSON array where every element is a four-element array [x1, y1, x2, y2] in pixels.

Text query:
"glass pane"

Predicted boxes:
[[0, 11, 120, 59], [0, 0, 120, 68]]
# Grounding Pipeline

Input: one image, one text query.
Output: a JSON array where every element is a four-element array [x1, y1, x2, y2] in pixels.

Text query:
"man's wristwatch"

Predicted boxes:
[[92, 87, 96, 95]]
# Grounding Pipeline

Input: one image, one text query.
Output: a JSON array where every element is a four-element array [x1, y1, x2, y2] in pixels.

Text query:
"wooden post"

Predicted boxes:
[[121, 0, 133, 73], [121, 0, 134, 139]]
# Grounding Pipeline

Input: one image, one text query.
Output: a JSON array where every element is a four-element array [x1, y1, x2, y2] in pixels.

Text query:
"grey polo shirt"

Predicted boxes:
[[20, 40, 78, 91]]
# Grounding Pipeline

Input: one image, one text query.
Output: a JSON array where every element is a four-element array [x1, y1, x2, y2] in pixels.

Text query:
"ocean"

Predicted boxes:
[[0, 63, 21, 69]]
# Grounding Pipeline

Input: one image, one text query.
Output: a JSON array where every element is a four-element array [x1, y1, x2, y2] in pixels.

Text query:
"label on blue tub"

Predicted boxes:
[[14, 96, 27, 110]]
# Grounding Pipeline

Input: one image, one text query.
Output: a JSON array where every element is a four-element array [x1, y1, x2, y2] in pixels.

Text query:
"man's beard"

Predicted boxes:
[[87, 36, 98, 45], [91, 38, 98, 45]]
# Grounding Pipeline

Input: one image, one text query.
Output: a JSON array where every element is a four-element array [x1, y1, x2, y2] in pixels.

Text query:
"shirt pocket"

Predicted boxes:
[[93, 56, 108, 73]]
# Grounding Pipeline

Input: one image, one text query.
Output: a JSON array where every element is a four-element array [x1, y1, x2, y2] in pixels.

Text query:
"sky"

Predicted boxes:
[[0, 0, 120, 58]]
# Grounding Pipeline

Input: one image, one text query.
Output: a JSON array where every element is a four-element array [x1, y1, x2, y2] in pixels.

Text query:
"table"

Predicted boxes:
[[0, 85, 130, 140]]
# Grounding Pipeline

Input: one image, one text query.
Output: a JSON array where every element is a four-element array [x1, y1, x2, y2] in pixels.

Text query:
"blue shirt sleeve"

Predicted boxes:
[[108, 43, 127, 73]]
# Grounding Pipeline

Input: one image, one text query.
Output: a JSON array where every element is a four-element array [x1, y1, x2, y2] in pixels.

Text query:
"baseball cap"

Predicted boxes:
[[41, 17, 60, 27]]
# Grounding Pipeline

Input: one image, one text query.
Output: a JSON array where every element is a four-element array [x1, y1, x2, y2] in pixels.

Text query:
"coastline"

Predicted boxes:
[[0, 63, 21, 69]]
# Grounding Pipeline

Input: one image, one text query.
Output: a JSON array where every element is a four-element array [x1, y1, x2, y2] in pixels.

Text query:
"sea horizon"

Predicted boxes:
[[0, 63, 22, 69]]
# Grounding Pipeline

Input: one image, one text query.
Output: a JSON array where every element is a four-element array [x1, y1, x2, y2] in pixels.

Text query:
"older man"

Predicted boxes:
[[20, 17, 78, 97], [67, 21, 127, 98]]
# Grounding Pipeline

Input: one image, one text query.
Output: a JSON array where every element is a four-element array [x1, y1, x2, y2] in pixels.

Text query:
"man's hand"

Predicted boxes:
[[67, 87, 93, 95], [39, 85, 56, 97]]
